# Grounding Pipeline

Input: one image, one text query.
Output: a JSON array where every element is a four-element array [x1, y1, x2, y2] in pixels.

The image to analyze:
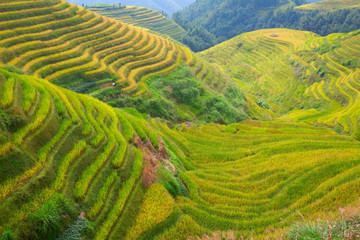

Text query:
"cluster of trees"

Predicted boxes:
[[270, 7, 360, 36], [107, 66, 247, 124], [173, 0, 360, 52]]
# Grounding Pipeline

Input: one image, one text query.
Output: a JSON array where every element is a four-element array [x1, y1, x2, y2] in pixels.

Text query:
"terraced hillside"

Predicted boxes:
[[202, 28, 360, 139], [2, 67, 360, 239], [2, 0, 360, 239], [68, 0, 196, 16], [88, 5, 186, 42], [0, 0, 245, 124], [0, 67, 171, 239], [152, 120, 360, 239], [0, 0, 180, 93], [296, 0, 360, 11]]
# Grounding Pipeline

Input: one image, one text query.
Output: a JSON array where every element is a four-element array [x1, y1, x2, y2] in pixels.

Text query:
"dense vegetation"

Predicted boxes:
[[173, 0, 360, 51], [1, 0, 360, 239], [0, 67, 159, 239], [104, 66, 246, 124], [1, 68, 360, 239], [0, 0, 246, 124], [202, 27, 360, 138], [155, 120, 360, 239]]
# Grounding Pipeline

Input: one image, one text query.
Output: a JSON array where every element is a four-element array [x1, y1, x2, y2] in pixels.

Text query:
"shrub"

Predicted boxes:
[[256, 99, 270, 109], [57, 218, 90, 240], [0, 226, 13, 240], [0, 109, 26, 132], [20, 194, 77, 240], [288, 216, 360, 240]]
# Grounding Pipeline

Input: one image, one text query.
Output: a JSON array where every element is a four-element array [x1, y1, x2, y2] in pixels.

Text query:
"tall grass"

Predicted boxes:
[[95, 148, 143, 240], [0, 76, 15, 108]]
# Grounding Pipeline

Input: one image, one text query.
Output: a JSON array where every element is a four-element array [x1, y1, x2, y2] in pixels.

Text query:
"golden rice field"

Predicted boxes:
[[88, 4, 186, 42], [152, 120, 360, 239], [2, 67, 360, 239], [0, 68, 161, 239], [295, 0, 360, 11], [1, 0, 360, 239], [202, 28, 360, 140], [0, 0, 224, 98]]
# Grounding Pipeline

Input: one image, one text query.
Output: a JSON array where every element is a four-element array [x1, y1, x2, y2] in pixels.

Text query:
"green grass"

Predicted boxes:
[[296, 0, 360, 11], [2, 1, 360, 239], [155, 120, 360, 238], [202, 28, 360, 138], [0, 69, 161, 239], [288, 216, 360, 239], [0, 0, 245, 123]]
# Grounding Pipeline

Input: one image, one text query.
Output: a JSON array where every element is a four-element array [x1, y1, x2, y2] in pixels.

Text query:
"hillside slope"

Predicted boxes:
[[0, 67, 167, 239], [173, 0, 360, 51], [67, 0, 195, 15], [154, 120, 360, 239], [0, 0, 246, 124], [202, 28, 360, 139], [88, 4, 186, 42], [2, 67, 360, 239], [296, 0, 360, 11]]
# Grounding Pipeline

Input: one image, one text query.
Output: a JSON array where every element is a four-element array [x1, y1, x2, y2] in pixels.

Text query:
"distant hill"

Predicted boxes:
[[173, 0, 360, 52], [172, 0, 307, 51], [201, 27, 360, 137], [88, 4, 186, 41], [296, 0, 360, 11], [67, 0, 195, 15]]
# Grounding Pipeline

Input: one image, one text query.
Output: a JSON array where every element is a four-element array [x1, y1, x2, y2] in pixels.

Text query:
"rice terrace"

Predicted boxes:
[[0, 0, 360, 239]]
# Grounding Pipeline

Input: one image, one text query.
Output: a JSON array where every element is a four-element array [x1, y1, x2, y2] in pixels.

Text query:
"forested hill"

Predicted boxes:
[[67, 0, 195, 15], [174, 0, 360, 52]]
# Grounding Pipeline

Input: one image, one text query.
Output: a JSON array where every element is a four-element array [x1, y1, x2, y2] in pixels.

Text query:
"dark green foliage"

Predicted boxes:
[[342, 58, 358, 68], [109, 66, 246, 124], [256, 99, 269, 109], [180, 24, 218, 52], [0, 50, 15, 63], [17, 194, 77, 240], [157, 166, 186, 198], [0, 226, 13, 240], [0, 109, 26, 132], [57, 218, 90, 240], [0, 149, 36, 184], [316, 65, 326, 77], [1, 65, 24, 74], [173, 0, 289, 51], [148, 66, 246, 124], [68, 81, 97, 94], [52, 72, 105, 89], [174, 0, 360, 51]]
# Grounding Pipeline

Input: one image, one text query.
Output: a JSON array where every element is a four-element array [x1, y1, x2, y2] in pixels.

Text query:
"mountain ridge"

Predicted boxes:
[[173, 0, 360, 51]]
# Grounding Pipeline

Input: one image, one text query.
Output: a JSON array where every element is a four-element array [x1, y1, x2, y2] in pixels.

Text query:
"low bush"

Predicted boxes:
[[17, 194, 77, 240], [288, 216, 360, 240]]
